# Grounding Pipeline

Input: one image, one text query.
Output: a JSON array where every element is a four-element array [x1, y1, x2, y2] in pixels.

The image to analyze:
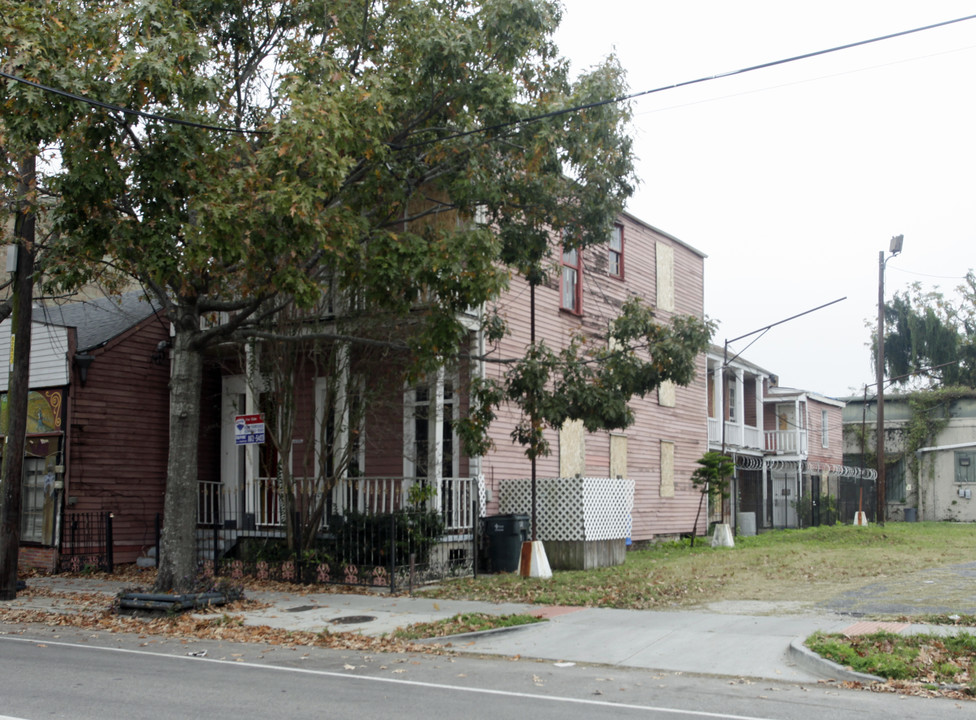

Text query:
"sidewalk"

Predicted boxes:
[[8, 571, 975, 684]]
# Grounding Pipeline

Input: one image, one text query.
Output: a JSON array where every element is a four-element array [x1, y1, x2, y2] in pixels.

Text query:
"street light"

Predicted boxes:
[[876, 234, 904, 527]]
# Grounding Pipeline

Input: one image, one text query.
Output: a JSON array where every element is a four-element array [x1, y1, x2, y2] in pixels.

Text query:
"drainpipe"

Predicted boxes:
[[914, 441, 976, 521]]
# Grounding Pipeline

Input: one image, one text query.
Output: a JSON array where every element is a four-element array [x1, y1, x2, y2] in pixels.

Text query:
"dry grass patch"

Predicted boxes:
[[419, 523, 976, 609]]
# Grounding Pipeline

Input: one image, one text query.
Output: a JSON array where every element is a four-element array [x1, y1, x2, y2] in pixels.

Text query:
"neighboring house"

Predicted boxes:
[[1, 292, 172, 570], [842, 392, 976, 523], [706, 347, 853, 531]]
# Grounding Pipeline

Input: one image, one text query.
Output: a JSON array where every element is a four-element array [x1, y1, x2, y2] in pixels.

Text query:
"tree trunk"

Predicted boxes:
[[0, 154, 35, 600], [154, 308, 204, 593]]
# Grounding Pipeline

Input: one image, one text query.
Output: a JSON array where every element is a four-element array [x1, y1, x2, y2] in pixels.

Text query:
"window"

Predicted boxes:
[[955, 451, 976, 483], [821, 409, 829, 448], [726, 382, 736, 422], [609, 224, 624, 278], [20, 457, 51, 543], [560, 246, 582, 313]]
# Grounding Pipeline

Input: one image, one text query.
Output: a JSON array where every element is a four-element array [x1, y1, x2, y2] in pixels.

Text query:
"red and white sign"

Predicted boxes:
[[234, 414, 265, 445]]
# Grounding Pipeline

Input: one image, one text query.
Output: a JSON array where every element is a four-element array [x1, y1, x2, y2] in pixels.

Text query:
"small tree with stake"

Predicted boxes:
[[690, 452, 734, 547]]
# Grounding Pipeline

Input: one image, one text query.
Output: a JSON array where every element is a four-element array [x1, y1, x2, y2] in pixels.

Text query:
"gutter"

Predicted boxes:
[[913, 441, 976, 520]]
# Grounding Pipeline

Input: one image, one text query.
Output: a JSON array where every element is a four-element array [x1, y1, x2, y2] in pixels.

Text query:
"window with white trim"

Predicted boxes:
[[821, 409, 829, 448], [561, 246, 582, 314], [609, 224, 624, 278]]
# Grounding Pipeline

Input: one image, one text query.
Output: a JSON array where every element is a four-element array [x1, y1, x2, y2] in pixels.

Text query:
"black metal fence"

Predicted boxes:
[[59, 511, 113, 573], [192, 508, 476, 592]]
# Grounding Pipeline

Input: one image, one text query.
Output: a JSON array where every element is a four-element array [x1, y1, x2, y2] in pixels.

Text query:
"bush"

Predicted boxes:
[[792, 493, 838, 527]]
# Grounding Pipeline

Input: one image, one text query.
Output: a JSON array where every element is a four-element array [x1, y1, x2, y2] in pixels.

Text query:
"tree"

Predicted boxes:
[[18, 0, 637, 591], [689, 451, 734, 546], [881, 271, 976, 388], [0, 0, 112, 598]]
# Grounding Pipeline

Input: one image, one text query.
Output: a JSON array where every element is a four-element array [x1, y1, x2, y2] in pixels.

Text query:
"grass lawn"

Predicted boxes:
[[419, 523, 976, 610]]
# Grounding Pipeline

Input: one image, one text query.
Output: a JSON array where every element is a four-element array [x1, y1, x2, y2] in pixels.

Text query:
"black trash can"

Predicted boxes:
[[482, 514, 530, 573]]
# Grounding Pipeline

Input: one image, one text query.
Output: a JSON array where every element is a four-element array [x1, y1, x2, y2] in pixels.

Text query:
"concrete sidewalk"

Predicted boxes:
[[8, 572, 975, 684]]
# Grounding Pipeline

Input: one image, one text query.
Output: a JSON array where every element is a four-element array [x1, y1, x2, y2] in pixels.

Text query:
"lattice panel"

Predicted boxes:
[[499, 477, 634, 541]]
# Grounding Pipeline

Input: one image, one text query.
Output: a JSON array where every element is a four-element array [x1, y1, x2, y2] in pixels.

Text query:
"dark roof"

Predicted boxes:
[[37, 292, 164, 352]]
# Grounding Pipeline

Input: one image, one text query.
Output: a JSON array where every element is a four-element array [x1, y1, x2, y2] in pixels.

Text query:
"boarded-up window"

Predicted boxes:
[[610, 433, 627, 479], [658, 379, 676, 408], [660, 441, 675, 498], [559, 419, 585, 477], [656, 242, 674, 312]]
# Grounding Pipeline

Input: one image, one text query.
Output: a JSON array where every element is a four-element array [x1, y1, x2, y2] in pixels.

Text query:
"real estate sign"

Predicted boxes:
[[234, 414, 265, 445]]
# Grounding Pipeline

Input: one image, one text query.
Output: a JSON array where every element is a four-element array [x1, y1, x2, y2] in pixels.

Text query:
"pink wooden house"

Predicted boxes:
[[197, 211, 710, 566]]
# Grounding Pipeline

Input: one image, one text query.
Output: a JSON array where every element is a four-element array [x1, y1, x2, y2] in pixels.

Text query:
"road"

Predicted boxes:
[[0, 626, 968, 720]]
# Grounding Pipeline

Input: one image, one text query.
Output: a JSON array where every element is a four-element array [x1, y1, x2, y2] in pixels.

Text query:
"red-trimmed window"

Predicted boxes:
[[609, 224, 624, 278], [561, 246, 582, 314]]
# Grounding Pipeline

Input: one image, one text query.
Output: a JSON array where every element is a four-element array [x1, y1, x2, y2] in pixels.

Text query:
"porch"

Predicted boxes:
[[197, 475, 478, 550]]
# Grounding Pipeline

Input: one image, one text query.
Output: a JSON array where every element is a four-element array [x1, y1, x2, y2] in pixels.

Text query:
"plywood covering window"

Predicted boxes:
[[610, 433, 627, 479], [658, 379, 676, 408], [660, 441, 675, 498], [561, 246, 583, 314], [608, 224, 624, 278], [559, 419, 585, 477], [656, 242, 674, 312]]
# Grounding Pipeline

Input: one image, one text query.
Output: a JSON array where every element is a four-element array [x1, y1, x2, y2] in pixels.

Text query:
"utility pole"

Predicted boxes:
[[0, 154, 36, 600], [876, 235, 904, 528]]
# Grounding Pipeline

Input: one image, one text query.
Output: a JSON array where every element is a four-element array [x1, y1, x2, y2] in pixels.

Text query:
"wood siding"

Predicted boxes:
[[483, 215, 708, 540], [65, 316, 172, 563], [0, 320, 70, 391]]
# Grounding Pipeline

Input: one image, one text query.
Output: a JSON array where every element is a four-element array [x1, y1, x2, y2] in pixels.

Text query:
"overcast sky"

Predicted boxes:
[[553, 1, 976, 399]]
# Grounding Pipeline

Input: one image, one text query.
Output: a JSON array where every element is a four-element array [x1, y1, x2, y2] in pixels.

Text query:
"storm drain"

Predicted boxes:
[[330, 615, 377, 625]]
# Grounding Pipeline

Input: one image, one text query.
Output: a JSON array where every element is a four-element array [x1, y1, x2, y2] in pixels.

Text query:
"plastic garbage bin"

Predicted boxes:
[[482, 514, 530, 572], [904, 507, 917, 522]]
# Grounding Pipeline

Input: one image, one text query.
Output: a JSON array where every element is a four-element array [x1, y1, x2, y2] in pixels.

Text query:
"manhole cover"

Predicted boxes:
[[330, 615, 376, 625], [285, 605, 320, 613]]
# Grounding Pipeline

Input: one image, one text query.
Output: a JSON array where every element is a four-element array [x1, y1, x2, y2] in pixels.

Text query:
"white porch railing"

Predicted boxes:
[[764, 429, 808, 455], [197, 476, 476, 533]]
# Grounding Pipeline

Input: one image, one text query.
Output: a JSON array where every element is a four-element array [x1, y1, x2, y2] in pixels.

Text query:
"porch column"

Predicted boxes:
[[733, 368, 745, 437], [469, 328, 484, 481], [754, 374, 764, 437], [429, 367, 445, 513]]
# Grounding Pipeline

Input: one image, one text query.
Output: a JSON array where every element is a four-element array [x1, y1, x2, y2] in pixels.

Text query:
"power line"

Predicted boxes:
[[3, 12, 974, 143], [394, 12, 976, 150], [0, 69, 268, 135]]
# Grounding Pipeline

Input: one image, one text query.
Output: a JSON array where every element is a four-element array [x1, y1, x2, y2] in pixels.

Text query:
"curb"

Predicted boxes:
[[787, 637, 884, 684], [415, 619, 547, 645]]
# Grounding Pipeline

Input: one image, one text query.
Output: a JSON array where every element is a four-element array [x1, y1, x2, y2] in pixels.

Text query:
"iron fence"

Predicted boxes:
[[59, 511, 113, 573], [195, 504, 477, 592]]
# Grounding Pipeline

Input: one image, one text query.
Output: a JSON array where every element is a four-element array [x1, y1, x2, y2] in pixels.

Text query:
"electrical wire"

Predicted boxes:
[[0, 69, 268, 135], [393, 12, 976, 150], [2, 12, 974, 142]]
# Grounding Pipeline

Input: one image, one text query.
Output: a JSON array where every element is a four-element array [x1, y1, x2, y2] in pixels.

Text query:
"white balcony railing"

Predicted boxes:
[[764, 429, 808, 455], [708, 418, 764, 451]]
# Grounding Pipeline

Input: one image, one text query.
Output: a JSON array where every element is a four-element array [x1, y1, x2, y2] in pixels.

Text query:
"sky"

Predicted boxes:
[[552, 1, 976, 399]]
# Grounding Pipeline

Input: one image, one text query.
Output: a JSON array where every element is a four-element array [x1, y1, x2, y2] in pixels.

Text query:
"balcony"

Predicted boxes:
[[764, 429, 808, 455], [708, 417, 764, 451]]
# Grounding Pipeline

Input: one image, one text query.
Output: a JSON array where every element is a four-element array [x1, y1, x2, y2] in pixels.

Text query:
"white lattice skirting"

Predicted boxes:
[[498, 477, 635, 542]]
